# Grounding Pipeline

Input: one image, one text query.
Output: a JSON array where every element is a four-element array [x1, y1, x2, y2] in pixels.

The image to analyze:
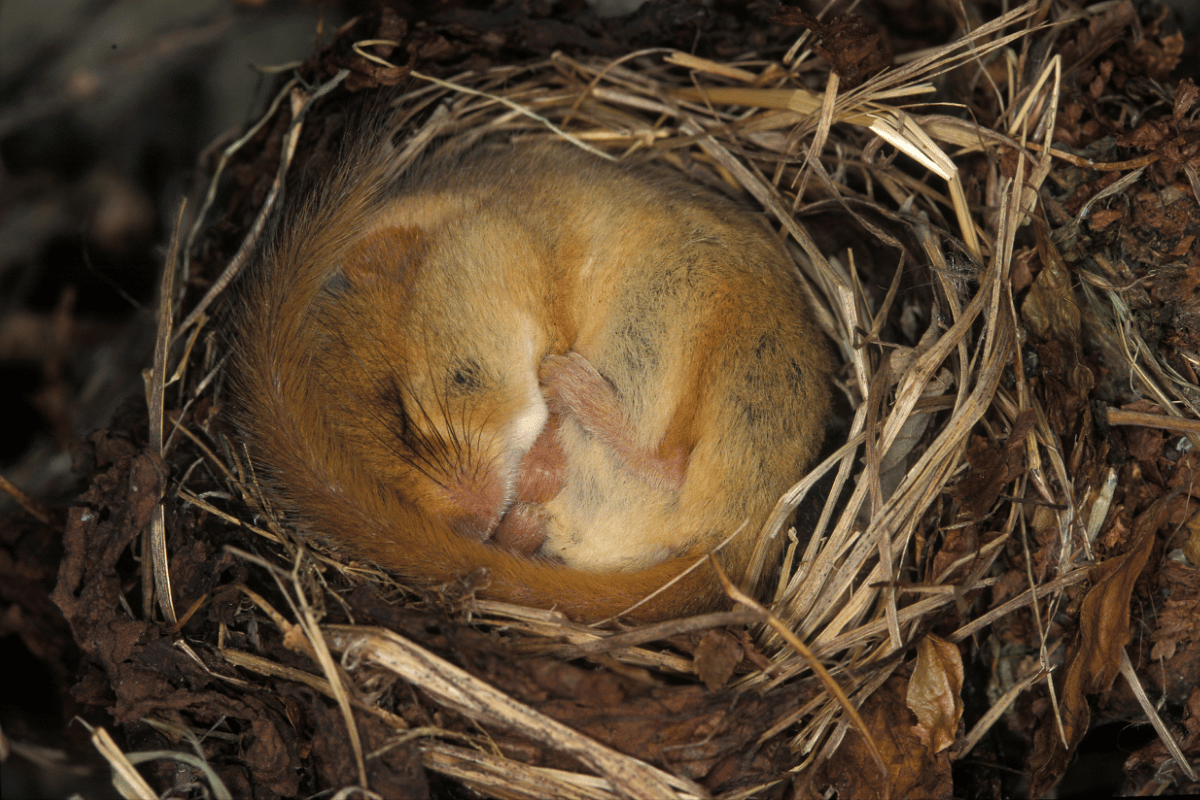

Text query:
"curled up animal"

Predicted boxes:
[[231, 131, 835, 623]]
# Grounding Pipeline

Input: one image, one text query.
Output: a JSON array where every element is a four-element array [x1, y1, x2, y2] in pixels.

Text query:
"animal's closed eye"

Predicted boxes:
[[448, 358, 484, 394]]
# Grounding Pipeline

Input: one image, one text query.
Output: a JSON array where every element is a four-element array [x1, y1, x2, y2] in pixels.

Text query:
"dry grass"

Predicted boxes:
[[86, 1, 1195, 796]]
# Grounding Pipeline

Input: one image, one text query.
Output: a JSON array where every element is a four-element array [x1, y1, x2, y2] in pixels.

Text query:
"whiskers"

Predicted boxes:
[[314, 320, 518, 536]]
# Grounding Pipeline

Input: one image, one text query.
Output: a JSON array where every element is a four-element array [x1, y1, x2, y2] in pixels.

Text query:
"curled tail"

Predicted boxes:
[[235, 323, 724, 622]]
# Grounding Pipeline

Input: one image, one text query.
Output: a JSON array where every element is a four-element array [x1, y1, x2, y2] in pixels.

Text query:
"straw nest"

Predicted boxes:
[[46, 1, 1199, 797]]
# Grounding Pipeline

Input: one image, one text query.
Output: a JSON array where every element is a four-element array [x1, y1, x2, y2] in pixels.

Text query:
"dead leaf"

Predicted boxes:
[[1088, 208, 1123, 231], [309, 699, 428, 798], [908, 635, 964, 755], [1030, 494, 1161, 796], [769, 8, 891, 88], [819, 674, 951, 800], [694, 630, 743, 691], [1058, 1, 1135, 73], [1025, 222, 1088, 395], [1184, 507, 1200, 567], [955, 410, 1036, 519], [1147, 557, 1200, 702]]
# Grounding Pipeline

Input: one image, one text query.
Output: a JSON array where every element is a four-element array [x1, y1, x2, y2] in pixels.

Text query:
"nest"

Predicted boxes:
[[38, 1, 1199, 797]]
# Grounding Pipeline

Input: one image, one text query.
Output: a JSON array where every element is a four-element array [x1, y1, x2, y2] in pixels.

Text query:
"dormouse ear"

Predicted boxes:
[[343, 225, 429, 290]]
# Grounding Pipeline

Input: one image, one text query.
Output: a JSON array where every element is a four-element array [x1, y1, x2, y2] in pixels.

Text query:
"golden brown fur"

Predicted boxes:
[[232, 137, 833, 622]]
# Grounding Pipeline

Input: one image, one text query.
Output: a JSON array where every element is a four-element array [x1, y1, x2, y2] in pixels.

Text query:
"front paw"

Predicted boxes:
[[490, 501, 551, 557]]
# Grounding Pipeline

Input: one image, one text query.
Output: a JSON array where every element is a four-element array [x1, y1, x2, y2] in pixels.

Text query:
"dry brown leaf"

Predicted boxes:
[[1074, 507, 1159, 695], [955, 410, 1036, 519], [1087, 207, 1123, 231], [820, 675, 951, 800], [769, 9, 891, 88], [1147, 556, 1200, 684], [693, 629, 743, 691], [1058, 1, 1136, 72], [1024, 223, 1083, 385], [907, 635, 964, 755], [1184, 507, 1200, 568], [1030, 495, 1160, 796]]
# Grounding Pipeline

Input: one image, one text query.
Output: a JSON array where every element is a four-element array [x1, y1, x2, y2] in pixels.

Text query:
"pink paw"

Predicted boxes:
[[540, 351, 687, 491]]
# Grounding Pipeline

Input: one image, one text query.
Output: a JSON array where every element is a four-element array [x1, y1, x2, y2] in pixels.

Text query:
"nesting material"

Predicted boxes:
[[50, 1, 1200, 797]]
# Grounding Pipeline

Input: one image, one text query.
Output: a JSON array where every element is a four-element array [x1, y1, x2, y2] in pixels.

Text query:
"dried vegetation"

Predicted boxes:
[[4, 0, 1199, 797]]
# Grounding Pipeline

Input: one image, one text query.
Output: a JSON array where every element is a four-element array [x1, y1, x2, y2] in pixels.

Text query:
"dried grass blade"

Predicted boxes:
[[712, 559, 888, 779], [324, 626, 695, 799], [664, 51, 757, 83], [423, 741, 641, 800], [1118, 648, 1198, 782], [172, 74, 346, 346], [144, 204, 181, 624]]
